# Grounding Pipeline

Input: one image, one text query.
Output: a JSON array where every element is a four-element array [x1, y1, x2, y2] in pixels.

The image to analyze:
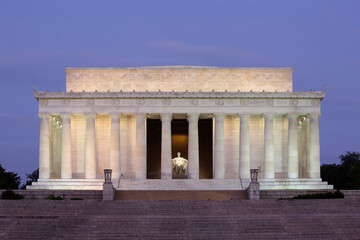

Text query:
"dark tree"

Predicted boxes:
[[321, 151, 360, 189], [20, 168, 39, 189], [0, 164, 21, 189]]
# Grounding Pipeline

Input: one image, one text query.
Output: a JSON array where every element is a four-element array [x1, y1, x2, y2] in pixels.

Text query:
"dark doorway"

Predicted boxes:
[[199, 119, 213, 179], [171, 119, 188, 179], [171, 119, 188, 159], [146, 119, 161, 179]]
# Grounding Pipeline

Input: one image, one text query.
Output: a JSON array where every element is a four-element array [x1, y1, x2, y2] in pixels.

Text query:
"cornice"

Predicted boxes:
[[34, 90, 325, 100]]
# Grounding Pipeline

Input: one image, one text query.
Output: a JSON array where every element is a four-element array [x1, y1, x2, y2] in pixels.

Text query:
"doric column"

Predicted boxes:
[[239, 114, 250, 179], [264, 114, 275, 179], [160, 113, 172, 179], [85, 113, 97, 179], [188, 113, 200, 179], [135, 114, 146, 180], [288, 113, 299, 179], [309, 114, 321, 178], [38, 113, 51, 179], [60, 113, 72, 179], [214, 113, 225, 179], [110, 113, 121, 179]]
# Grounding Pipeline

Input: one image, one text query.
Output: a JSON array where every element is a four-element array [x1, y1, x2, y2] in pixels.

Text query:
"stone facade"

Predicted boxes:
[[29, 66, 332, 190]]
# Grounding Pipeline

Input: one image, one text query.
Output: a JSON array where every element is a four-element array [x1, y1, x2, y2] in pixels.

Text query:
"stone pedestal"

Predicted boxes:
[[103, 169, 115, 200], [103, 183, 115, 201], [247, 182, 260, 200], [247, 169, 260, 200]]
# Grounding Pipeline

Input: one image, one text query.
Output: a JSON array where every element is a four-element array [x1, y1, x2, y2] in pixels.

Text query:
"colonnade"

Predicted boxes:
[[38, 112, 321, 181]]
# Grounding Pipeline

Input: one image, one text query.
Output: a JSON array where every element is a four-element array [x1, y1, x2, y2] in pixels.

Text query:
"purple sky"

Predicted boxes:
[[1, 1, 359, 182]]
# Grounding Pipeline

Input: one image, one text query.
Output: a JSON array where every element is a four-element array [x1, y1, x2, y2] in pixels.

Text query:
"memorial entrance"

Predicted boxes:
[[146, 117, 213, 180]]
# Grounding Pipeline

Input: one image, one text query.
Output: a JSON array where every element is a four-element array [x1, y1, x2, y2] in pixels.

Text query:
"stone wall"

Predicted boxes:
[[66, 67, 293, 92]]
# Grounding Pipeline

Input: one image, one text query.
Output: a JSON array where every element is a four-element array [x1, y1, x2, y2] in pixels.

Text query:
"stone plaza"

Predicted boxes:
[[28, 66, 332, 190]]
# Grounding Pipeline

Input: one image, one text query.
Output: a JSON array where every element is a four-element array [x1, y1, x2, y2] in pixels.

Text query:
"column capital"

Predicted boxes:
[[238, 113, 251, 118], [38, 113, 51, 118], [134, 113, 146, 118], [109, 112, 121, 119], [187, 113, 200, 121], [160, 113, 172, 121], [287, 112, 301, 117], [59, 112, 72, 119], [213, 113, 225, 119], [263, 113, 279, 118], [307, 113, 321, 119], [84, 112, 97, 118]]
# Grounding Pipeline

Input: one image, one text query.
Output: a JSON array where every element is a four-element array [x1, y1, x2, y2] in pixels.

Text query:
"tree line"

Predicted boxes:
[[0, 165, 38, 189]]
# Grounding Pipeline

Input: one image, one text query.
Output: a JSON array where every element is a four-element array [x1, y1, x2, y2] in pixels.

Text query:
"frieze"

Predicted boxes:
[[215, 99, 224, 106], [61, 99, 70, 106], [289, 99, 298, 106], [190, 99, 198, 105], [70, 99, 85, 105], [136, 99, 145, 106], [112, 99, 120, 106], [266, 99, 274, 106], [275, 99, 288, 106], [86, 99, 95, 106], [39, 99, 48, 106], [96, 99, 112, 105], [311, 99, 320, 106], [239, 99, 249, 106], [161, 99, 171, 106]]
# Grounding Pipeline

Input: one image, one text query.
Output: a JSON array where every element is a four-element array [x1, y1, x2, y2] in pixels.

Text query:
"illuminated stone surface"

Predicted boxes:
[[29, 66, 332, 190]]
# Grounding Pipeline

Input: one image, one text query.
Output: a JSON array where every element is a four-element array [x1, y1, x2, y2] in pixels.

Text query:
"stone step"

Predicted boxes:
[[114, 190, 248, 200], [1, 198, 360, 240]]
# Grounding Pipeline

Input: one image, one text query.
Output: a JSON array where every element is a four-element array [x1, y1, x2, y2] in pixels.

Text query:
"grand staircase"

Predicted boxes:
[[1, 198, 360, 239]]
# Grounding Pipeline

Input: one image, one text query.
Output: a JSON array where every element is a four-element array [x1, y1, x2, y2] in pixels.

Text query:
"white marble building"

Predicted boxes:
[[29, 66, 332, 190]]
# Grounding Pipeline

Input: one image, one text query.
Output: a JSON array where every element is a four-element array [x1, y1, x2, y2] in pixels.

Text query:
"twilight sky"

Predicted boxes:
[[1, 1, 359, 182]]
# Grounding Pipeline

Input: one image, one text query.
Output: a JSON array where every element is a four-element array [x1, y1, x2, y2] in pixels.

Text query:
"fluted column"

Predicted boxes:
[[135, 114, 146, 180], [305, 117, 311, 178], [85, 113, 97, 179], [60, 113, 72, 179], [214, 113, 225, 179], [239, 114, 250, 179], [161, 113, 172, 179], [39, 113, 51, 179], [309, 114, 320, 178], [188, 113, 200, 179], [288, 114, 299, 179], [110, 113, 121, 179], [264, 114, 274, 179]]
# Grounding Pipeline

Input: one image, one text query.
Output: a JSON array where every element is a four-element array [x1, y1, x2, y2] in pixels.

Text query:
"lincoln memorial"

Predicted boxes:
[[28, 66, 332, 190]]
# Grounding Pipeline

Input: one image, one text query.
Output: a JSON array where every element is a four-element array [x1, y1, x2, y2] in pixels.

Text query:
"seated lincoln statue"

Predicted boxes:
[[172, 152, 188, 176]]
